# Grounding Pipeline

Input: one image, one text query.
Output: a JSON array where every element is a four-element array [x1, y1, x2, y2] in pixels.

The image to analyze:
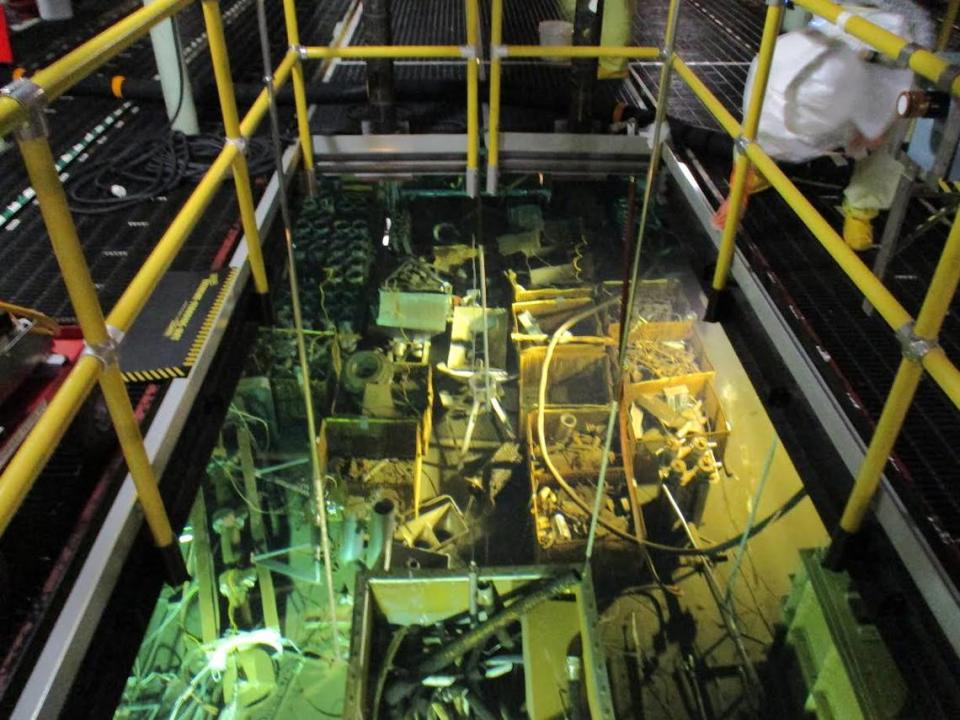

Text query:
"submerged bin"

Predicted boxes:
[[344, 566, 616, 719], [317, 416, 426, 515], [518, 344, 614, 423]]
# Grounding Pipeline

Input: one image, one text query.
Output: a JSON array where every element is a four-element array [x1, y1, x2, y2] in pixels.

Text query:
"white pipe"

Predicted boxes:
[[142, 0, 199, 135]]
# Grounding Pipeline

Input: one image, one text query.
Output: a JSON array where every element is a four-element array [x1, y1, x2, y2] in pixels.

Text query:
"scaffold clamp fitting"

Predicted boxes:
[[937, 63, 960, 94], [226, 136, 248, 155], [733, 135, 752, 155], [492, 45, 508, 59], [896, 42, 922, 69], [1, 78, 49, 140], [81, 325, 126, 368], [460, 45, 478, 60], [896, 322, 938, 362], [291, 44, 308, 61]]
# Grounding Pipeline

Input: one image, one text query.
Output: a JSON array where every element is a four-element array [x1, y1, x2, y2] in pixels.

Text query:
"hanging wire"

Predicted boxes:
[[255, 0, 341, 661]]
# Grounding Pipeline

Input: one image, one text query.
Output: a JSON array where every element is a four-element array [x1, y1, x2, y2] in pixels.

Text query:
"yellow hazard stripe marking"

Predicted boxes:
[[184, 268, 236, 368]]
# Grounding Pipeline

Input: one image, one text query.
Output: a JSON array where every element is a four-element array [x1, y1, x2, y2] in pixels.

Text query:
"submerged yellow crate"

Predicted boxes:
[[507, 271, 594, 303], [619, 372, 729, 488], [619, 320, 713, 381], [525, 407, 644, 562], [511, 296, 611, 348], [317, 416, 428, 515], [518, 344, 614, 422]]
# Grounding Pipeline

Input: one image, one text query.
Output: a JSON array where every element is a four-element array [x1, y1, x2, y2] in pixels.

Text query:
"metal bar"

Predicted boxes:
[[301, 45, 468, 59], [0, 355, 100, 535], [724, 440, 776, 607], [584, 401, 618, 566], [199, 0, 268, 295], [14, 134, 177, 554], [865, 169, 915, 314], [661, 485, 761, 696], [836, 208, 960, 536], [617, 0, 681, 367], [487, 0, 503, 194], [710, 4, 783, 303], [500, 45, 661, 59], [282, 0, 318, 197], [256, 0, 340, 659], [237, 417, 280, 631], [0, 0, 194, 137], [465, 0, 479, 196], [793, 0, 960, 95], [938, 0, 960, 51]]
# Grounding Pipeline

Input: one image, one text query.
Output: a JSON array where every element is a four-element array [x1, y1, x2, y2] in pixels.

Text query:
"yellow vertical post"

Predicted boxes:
[[464, 0, 479, 197], [706, 3, 783, 321], [487, 0, 503, 195], [826, 208, 960, 566], [11, 101, 184, 580], [199, 0, 269, 296], [282, 0, 318, 197], [938, 0, 960, 51]]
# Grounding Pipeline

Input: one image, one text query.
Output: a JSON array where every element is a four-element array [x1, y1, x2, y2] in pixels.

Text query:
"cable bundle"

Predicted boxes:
[[65, 132, 278, 214]]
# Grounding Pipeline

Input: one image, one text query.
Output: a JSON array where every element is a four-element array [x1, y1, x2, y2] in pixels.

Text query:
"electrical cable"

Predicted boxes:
[[536, 299, 809, 557], [64, 132, 278, 214]]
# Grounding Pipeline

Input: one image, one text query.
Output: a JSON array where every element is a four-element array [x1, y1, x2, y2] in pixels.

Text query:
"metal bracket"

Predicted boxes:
[[225, 136, 248, 155], [81, 324, 125, 368], [896, 321, 938, 361], [897, 42, 922, 69], [1, 78, 49, 141], [290, 43, 308, 61], [937, 63, 960, 94]]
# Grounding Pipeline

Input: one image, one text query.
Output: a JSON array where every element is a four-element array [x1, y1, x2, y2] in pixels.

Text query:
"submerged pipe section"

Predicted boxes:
[[569, 0, 604, 132], [365, 0, 397, 133]]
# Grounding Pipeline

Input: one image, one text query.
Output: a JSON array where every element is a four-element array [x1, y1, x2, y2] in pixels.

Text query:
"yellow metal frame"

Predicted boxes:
[[0, 0, 958, 566]]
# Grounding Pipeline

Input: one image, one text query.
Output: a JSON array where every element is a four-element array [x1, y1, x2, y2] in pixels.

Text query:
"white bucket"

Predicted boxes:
[[37, 0, 73, 21], [538, 20, 573, 64]]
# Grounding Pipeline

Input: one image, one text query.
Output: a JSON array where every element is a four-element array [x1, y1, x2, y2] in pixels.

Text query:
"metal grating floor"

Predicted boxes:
[[625, 0, 960, 576]]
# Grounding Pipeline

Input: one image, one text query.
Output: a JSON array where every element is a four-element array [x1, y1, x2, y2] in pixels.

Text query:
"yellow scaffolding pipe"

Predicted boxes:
[[939, 0, 960, 51], [465, 0, 479, 196], [500, 45, 661, 58], [837, 208, 960, 535], [794, 0, 960, 95], [108, 145, 239, 332], [710, 4, 783, 301], [200, 0, 268, 295], [301, 45, 469, 59], [281, 0, 317, 197], [0, 0, 194, 137], [487, 0, 504, 194], [13, 134, 177, 552]]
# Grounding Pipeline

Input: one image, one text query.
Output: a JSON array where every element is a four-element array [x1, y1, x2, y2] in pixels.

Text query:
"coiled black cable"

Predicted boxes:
[[65, 132, 279, 214]]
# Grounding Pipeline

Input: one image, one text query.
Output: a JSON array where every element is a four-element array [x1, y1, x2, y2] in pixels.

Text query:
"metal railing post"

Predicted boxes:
[[282, 0, 318, 197], [618, 0, 681, 367], [706, 1, 783, 321], [939, 0, 960, 51], [6, 83, 185, 581], [465, 0, 479, 197], [199, 0, 269, 296], [825, 208, 960, 567], [487, 0, 504, 195]]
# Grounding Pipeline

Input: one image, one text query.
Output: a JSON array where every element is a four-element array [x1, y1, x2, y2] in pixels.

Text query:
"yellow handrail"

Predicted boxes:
[[793, 0, 960, 95], [0, 0, 194, 138], [501, 45, 661, 58]]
